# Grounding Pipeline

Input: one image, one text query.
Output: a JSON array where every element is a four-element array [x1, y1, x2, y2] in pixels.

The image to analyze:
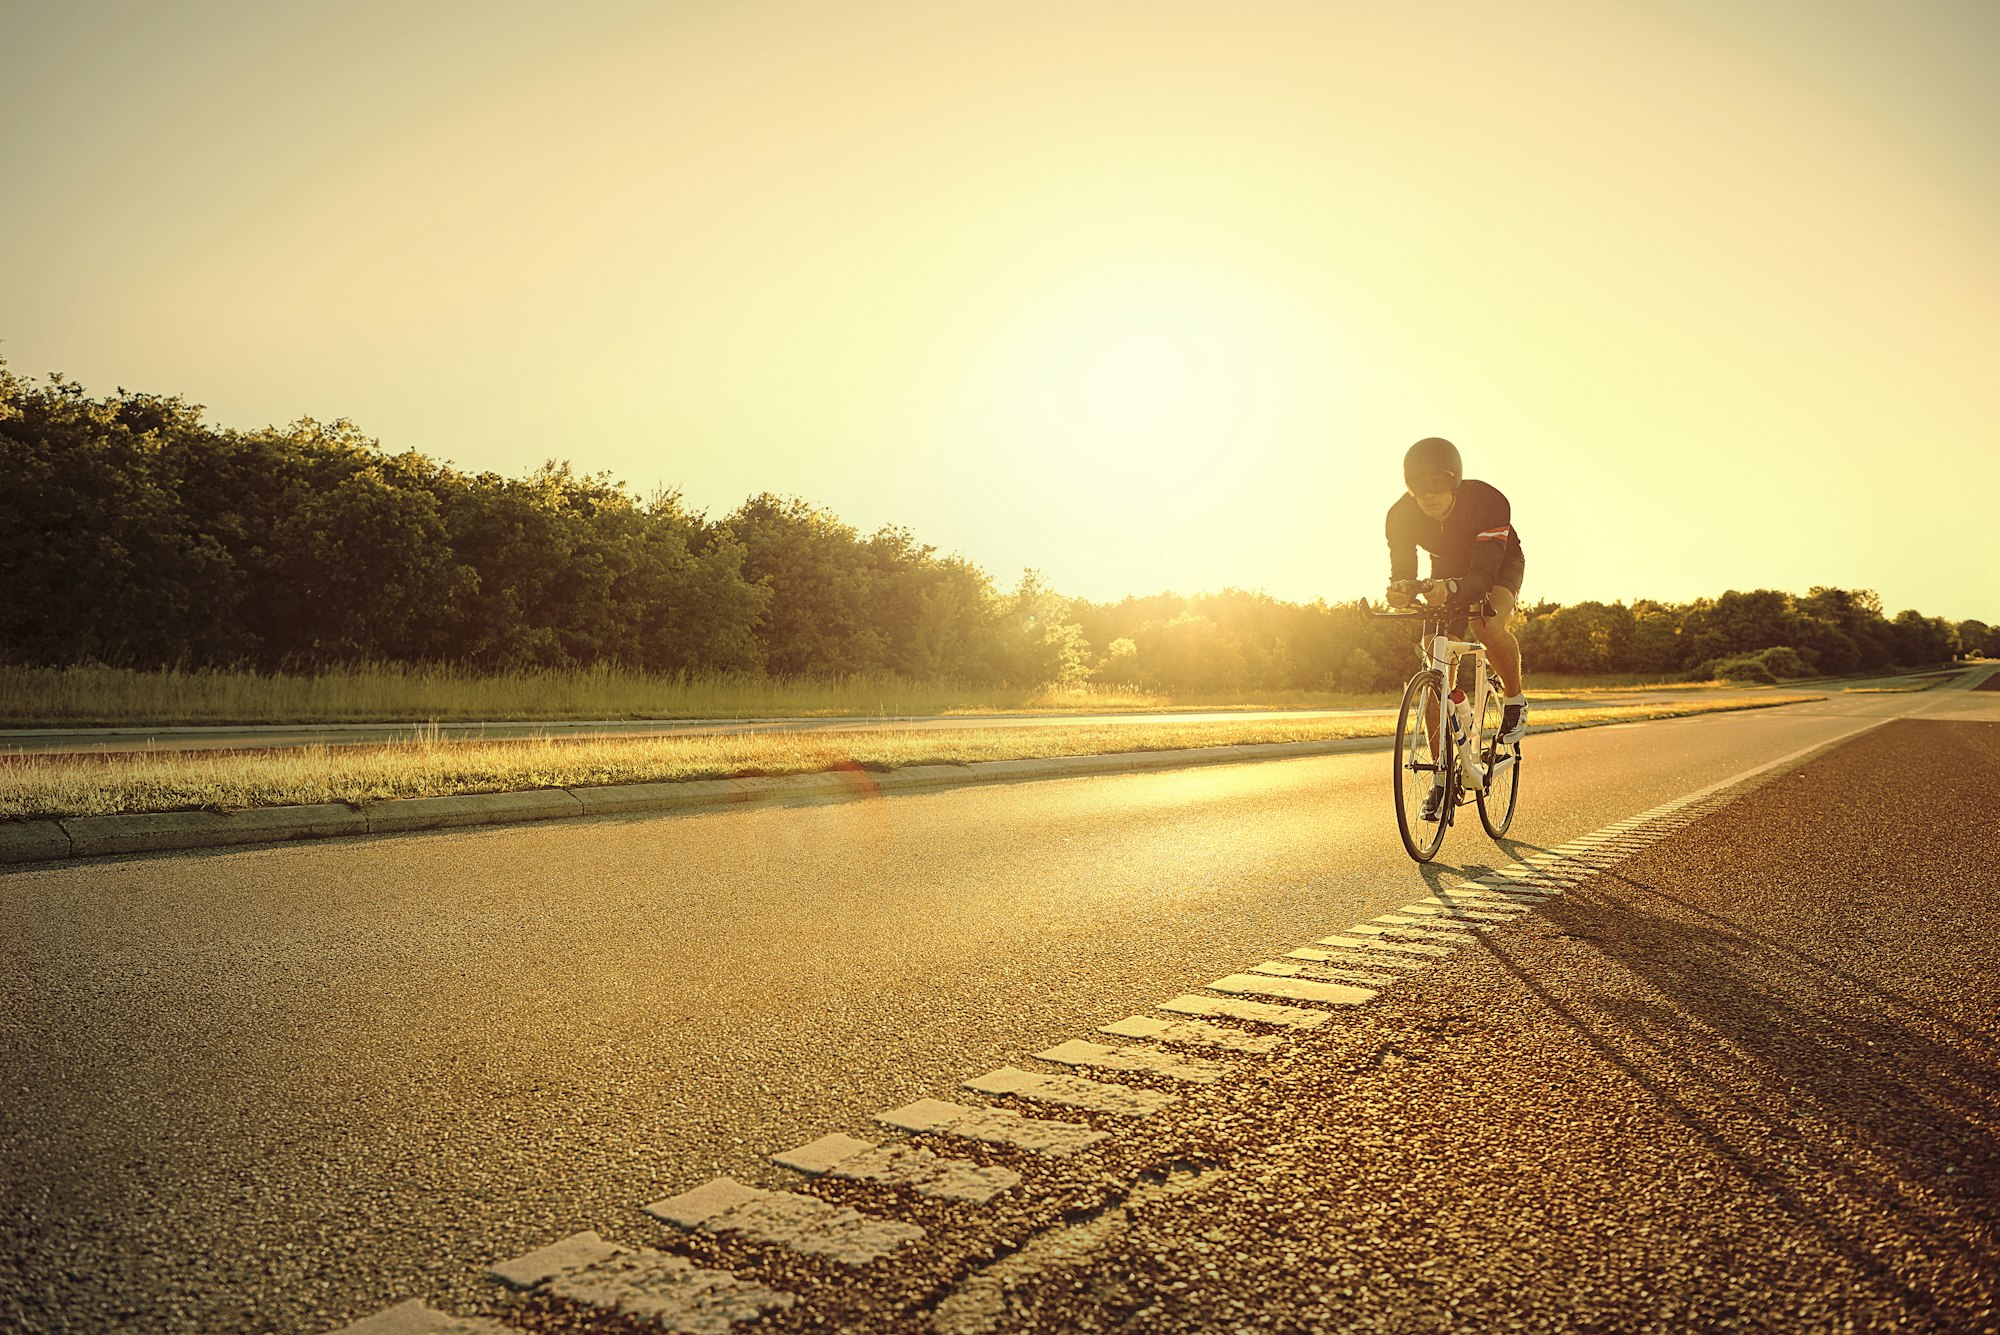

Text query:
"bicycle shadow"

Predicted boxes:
[[1476, 869, 2000, 1319], [1412, 844, 1541, 897]]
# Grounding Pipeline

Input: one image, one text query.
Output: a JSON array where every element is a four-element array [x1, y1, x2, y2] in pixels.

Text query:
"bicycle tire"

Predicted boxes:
[[1393, 670, 1451, 862], [1477, 673, 1520, 838]]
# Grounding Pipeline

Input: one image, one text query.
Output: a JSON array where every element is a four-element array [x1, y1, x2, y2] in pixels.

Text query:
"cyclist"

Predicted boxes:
[[1383, 436, 1528, 821]]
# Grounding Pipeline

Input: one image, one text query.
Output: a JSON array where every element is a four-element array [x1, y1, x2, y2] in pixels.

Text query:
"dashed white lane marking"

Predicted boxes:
[[1033, 1038, 1232, 1084], [877, 1097, 1109, 1155], [1316, 933, 1453, 957], [489, 1229, 623, 1289], [1284, 946, 1431, 971], [644, 1177, 925, 1265], [1488, 869, 1575, 886], [330, 1298, 515, 1335], [1205, 972, 1377, 1005], [1420, 891, 1530, 912], [1251, 958, 1403, 986], [1345, 922, 1471, 946], [771, 1131, 875, 1173], [1463, 880, 1554, 897], [1395, 901, 1519, 923], [963, 1065, 1178, 1115], [772, 1133, 1022, 1203], [1367, 915, 1485, 937], [487, 1231, 795, 1332], [1101, 1013, 1286, 1053], [1157, 992, 1333, 1028]]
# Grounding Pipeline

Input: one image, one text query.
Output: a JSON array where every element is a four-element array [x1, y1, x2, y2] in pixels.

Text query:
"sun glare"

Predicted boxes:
[[1043, 306, 1228, 439], [959, 270, 1330, 488]]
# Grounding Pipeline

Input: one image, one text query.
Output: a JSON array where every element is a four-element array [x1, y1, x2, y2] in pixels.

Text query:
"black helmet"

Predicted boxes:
[[1403, 437, 1461, 492]]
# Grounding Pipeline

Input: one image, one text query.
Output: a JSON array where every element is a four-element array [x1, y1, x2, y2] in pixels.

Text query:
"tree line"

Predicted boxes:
[[3, 367, 1990, 689]]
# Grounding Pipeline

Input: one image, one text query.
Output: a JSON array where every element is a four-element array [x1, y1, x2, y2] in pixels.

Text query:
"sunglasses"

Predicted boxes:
[[1407, 473, 1456, 497]]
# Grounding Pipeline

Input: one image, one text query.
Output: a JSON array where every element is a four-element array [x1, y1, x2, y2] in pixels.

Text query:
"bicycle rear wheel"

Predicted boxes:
[[1393, 670, 1451, 862], [1477, 676, 1520, 837]]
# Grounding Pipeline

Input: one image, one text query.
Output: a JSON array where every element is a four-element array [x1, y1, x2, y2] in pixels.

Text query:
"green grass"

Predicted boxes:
[[0, 694, 1823, 820], [0, 663, 1398, 725], [0, 663, 1009, 725]]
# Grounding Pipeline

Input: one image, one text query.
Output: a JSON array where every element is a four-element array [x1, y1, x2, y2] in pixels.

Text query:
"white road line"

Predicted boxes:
[[1034, 1038, 1232, 1083], [1317, 933, 1454, 957], [1205, 972, 1377, 1006], [770, 1132, 875, 1175], [1345, 922, 1474, 944], [1156, 993, 1333, 1028], [1369, 915, 1487, 935], [771, 1134, 1021, 1203], [486, 1231, 796, 1333], [1252, 959, 1403, 987], [327, 1298, 516, 1335], [1284, 946, 1431, 971], [963, 1065, 1177, 1116], [876, 1097, 1109, 1156], [1423, 890, 1533, 910], [489, 1230, 627, 1289], [644, 1177, 925, 1265], [1101, 1013, 1286, 1053], [1395, 902, 1518, 923]]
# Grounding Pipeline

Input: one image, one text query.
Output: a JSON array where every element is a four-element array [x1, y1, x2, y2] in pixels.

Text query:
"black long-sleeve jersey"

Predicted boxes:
[[1385, 479, 1525, 603]]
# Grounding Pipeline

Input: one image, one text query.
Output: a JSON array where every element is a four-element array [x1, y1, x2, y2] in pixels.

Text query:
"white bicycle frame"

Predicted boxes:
[[1421, 628, 1518, 794]]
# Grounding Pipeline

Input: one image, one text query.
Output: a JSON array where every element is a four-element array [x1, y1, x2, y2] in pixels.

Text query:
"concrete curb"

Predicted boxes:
[[63, 802, 367, 858], [0, 709, 1793, 868]]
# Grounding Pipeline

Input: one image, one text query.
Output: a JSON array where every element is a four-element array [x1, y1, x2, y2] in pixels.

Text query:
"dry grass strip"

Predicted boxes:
[[1, 696, 1819, 820]]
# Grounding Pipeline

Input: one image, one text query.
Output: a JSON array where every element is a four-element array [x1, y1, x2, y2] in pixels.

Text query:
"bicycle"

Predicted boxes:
[[1369, 578, 1522, 862]]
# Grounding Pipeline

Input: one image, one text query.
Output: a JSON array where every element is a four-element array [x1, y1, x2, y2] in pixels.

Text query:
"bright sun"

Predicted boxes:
[[997, 283, 1254, 449], [1040, 305, 1230, 439], [943, 265, 1345, 513]]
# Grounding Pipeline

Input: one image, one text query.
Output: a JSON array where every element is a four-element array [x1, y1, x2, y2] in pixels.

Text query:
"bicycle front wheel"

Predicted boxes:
[[1393, 670, 1451, 862], [1477, 677, 1520, 838]]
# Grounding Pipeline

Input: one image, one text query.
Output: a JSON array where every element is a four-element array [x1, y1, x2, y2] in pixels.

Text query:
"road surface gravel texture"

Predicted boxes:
[[505, 718, 1998, 1335]]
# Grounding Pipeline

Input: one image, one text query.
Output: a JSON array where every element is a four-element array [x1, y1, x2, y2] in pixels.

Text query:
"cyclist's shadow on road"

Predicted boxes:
[[1479, 866, 1999, 1319], [1410, 838, 1546, 896]]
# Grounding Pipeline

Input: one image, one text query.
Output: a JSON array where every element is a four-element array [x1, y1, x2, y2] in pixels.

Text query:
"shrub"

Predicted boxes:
[[1337, 647, 1382, 694], [1751, 646, 1811, 679], [1714, 656, 1778, 684]]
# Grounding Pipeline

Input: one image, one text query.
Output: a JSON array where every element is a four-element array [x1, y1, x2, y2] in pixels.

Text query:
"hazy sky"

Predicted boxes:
[[4, 0, 1995, 621]]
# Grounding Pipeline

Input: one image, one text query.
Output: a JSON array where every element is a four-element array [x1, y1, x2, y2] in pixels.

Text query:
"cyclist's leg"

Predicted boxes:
[[1472, 587, 1530, 743], [1469, 586, 1523, 697]]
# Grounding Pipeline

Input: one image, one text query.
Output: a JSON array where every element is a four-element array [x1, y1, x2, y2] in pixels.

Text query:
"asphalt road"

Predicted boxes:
[[2, 673, 1993, 1333]]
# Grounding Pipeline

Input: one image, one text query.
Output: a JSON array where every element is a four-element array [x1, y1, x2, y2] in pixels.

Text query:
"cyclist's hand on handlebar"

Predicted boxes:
[[1384, 582, 1417, 608]]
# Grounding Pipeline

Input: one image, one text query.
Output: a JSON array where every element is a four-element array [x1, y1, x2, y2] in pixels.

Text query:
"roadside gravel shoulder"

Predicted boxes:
[[926, 717, 2000, 1333]]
